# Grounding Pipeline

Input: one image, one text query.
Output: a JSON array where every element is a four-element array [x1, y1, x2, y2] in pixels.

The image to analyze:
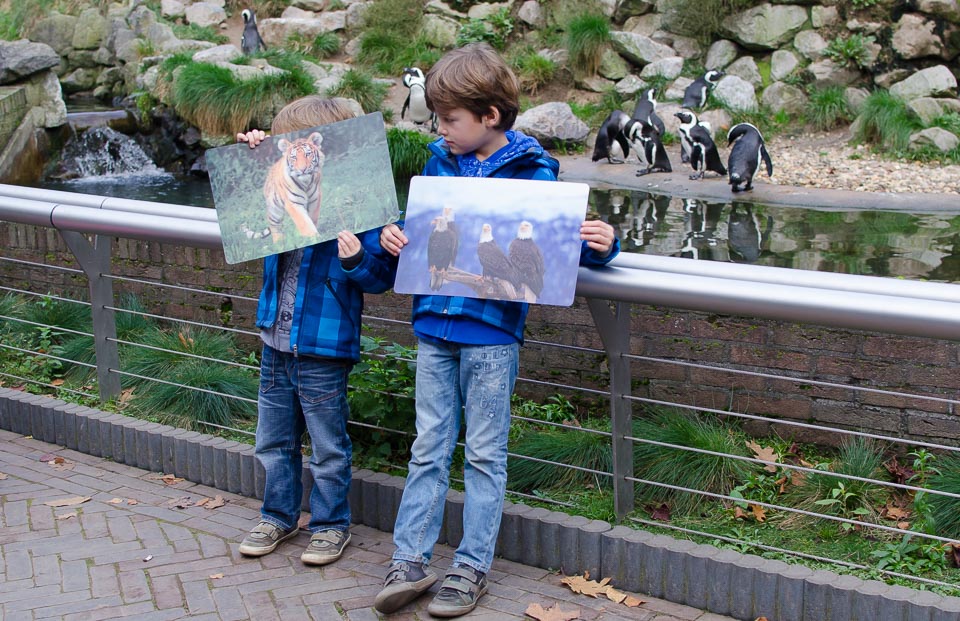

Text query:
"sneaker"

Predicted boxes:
[[238, 521, 299, 557], [374, 560, 438, 613], [426, 564, 488, 618], [300, 529, 351, 566]]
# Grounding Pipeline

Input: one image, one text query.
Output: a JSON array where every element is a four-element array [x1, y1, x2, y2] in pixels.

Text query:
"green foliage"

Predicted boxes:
[[806, 85, 853, 132], [60, 294, 155, 381], [287, 31, 341, 60], [456, 7, 514, 50], [512, 394, 578, 424], [359, 0, 424, 40], [666, 0, 755, 43], [633, 409, 757, 514], [325, 69, 389, 114], [357, 33, 442, 76], [347, 336, 417, 466], [507, 422, 613, 492], [564, 12, 610, 78], [510, 48, 557, 95], [824, 33, 876, 69], [852, 90, 919, 152], [925, 453, 960, 538], [122, 326, 258, 430], [386, 126, 433, 182], [172, 22, 228, 45], [931, 112, 960, 135], [170, 56, 315, 135], [870, 535, 946, 574]]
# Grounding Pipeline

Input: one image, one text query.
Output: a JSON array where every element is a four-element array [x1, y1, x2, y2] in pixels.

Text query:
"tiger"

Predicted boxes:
[[261, 131, 325, 243]]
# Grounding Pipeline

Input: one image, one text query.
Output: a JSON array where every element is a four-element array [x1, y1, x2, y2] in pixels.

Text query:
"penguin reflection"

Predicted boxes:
[[677, 198, 724, 260], [727, 204, 773, 263], [627, 193, 671, 248]]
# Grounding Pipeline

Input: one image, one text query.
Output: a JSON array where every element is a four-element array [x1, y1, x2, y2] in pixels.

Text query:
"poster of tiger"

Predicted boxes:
[[206, 112, 400, 264], [394, 176, 589, 306]]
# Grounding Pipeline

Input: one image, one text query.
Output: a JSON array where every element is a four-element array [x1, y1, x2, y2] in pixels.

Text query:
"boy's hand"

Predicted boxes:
[[337, 231, 362, 259], [237, 129, 267, 148], [581, 219, 616, 256], [380, 223, 408, 257]]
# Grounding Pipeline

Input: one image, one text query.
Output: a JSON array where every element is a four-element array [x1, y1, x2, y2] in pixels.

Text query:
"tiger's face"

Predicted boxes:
[[276, 132, 324, 181]]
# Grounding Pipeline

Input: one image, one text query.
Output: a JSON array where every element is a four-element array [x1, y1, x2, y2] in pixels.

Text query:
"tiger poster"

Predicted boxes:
[[206, 112, 400, 264]]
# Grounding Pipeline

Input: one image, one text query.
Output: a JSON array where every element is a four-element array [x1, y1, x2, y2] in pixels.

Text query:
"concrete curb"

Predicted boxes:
[[2, 389, 959, 621]]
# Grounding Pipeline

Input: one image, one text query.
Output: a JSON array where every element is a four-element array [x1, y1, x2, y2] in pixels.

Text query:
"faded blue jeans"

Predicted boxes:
[[392, 338, 519, 574], [255, 345, 352, 533]]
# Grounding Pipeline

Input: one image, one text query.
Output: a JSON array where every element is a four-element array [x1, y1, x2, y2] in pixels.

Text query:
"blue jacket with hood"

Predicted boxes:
[[412, 130, 620, 343]]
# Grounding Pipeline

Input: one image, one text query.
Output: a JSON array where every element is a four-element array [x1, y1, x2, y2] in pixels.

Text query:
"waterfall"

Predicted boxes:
[[51, 126, 170, 180]]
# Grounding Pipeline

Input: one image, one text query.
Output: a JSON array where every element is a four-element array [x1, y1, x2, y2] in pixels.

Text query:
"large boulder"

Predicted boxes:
[[610, 31, 676, 65], [0, 40, 61, 85], [514, 102, 590, 148], [422, 14, 459, 49], [639, 56, 683, 80], [26, 13, 77, 56], [793, 29, 828, 60], [713, 74, 758, 111], [24, 69, 67, 128], [806, 59, 862, 88], [889, 64, 958, 100], [184, 2, 227, 28], [72, 7, 107, 51], [260, 16, 347, 47], [720, 4, 809, 51], [705, 40, 740, 69], [725, 56, 762, 88], [770, 49, 800, 81], [761, 81, 808, 114], [909, 127, 959, 152], [916, 0, 960, 23], [892, 13, 945, 59]]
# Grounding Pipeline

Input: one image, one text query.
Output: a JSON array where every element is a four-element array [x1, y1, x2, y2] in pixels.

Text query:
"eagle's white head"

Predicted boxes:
[[517, 221, 533, 240], [480, 223, 494, 243]]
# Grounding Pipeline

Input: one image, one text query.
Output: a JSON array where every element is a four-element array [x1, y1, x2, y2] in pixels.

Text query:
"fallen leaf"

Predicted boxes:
[[51, 378, 64, 386], [49, 458, 74, 472], [107, 498, 124, 504], [524, 602, 581, 621], [44, 496, 91, 507], [897, 521, 911, 530], [747, 441, 779, 472], [605, 587, 627, 604], [194, 498, 209, 507], [118, 388, 135, 406], [166, 496, 194, 509], [160, 474, 184, 486], [55, 512, 76, 520], [204, 495, 226, 510], [884, 504, 910, 521], [883, 455, 914, 485], [750, 504, 767, 523], [949, 544, 960, 568], [734, 506, 747, 520], [648, 503, 671, 521], [209, 573, 224, 580], [39, 453, 58, 462], [623, 596, 644, 607], [0, 473, 8, 480], [126, 499, 139, 505], [756, 617, 770, 621]]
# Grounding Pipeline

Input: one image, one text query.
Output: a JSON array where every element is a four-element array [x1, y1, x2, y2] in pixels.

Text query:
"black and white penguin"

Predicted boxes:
[[626, 119, 672, 176], [682, 70, 724, 110], [241, 9, 266, 55], [400, 67, 437, 132], [631, 88, 665, 136], [726, 122, 774, 192], [592, 110, 631, 164], [674, 110, 725, 181]]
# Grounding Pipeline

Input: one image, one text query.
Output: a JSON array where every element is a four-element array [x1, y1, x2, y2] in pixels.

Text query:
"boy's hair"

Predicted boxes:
[[271, 96, 357, 134], [425, 43, 520, 131]]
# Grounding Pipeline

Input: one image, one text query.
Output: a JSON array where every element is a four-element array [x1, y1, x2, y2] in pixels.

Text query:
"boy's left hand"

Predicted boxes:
[[337, 231, 361, 259], [581, 220, 616, 256]]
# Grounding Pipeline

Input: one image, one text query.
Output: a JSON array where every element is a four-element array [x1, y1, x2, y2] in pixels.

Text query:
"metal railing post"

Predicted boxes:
[[60, 231, 121, 402], [587, 298, 634, 519]]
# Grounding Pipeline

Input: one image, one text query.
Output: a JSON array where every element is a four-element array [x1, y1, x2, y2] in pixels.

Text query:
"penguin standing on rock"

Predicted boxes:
[[592, 110, 631, 164], [682, 70, 724, 110], [727, 122, 774, 192], [401, 67, 438, 132], [241, 9, 266, 55], [631, 88, 665, 136], [674, 110, 726, 180], [626, 119, 672, 176]]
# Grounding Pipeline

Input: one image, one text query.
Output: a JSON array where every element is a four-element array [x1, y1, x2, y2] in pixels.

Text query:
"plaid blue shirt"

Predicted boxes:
[[256, 226, 396, 361]]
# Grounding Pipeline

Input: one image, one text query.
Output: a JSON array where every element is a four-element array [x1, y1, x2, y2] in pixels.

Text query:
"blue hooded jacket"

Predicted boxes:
[[411, 130, 620, 343]]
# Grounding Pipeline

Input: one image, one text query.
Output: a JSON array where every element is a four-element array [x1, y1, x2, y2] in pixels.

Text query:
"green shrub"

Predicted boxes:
[[172, 22, 228, 45], [456, 7, 514, 50], [510, 48, 557, 95], [287, 31, 341, 60], [665, 0, 755, 43], [565, 12, 610, 78], [359, 0, 423, 39], [823, 33, 876, 69], [387, 126, 433, 182], [852, 90, 919, 151], [507, 422, 613, 492], [357, 33, 442, 76], [925, 453, 960, 539], [326, 69, 389, 114], [806, 85, 853, 131], [60, 294, 156, 381]]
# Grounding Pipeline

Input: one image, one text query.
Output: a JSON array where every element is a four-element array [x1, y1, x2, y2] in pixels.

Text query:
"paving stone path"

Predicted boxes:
[[0, 429, 735, 621]]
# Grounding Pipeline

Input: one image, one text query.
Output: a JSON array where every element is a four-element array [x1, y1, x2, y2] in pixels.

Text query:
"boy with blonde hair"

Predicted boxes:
[[375, 44, 619, 617], [236, 96, 396, 565]]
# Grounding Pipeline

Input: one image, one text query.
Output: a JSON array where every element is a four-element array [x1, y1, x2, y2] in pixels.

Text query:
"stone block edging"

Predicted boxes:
[[2, 388, 959, 621]]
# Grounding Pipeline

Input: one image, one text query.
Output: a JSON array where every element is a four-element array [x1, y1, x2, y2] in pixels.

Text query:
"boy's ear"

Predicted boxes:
[[483, 106, 501, 128]]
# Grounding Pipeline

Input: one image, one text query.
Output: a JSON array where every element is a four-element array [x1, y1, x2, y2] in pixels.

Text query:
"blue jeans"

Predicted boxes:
[[392, 339, 519, 574], [255, 345, 352, 533]]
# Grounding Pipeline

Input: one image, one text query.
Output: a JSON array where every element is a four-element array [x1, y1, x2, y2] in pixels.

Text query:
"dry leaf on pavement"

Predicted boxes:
[[107, 498, 124, 504], [44, 496, 91, 507], [524, 602, 581, 621], [204, 495, 226, 510], [55, 512, 76, 520], [0, 473, 8, 480], [160, 474, 184, 485], [209, 573, 224, 580]]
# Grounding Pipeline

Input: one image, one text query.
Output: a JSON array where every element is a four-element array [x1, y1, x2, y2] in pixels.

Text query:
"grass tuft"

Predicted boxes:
[[565, 12, 610, 78], [852, 90, 920, 152], [806, 86, 853, 132], [325, 69, 389, 114]]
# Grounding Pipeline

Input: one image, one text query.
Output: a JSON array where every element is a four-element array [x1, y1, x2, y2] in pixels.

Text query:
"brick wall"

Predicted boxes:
[[2, 221, 958, 447]]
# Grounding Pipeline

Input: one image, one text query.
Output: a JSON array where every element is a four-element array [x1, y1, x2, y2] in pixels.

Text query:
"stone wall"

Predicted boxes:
[[3, 220, 958, 448]]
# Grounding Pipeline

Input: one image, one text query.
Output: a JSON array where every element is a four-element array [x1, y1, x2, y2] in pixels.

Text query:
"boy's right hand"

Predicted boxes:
[[380, 223, 408, 257], [237, 129, 267, 148]]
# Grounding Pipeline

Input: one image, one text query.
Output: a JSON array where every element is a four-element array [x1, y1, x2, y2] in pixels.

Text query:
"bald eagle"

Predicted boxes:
[[508, 221, 545, 298], [427, 215, 458, 290], [477, 223, 519, 290]]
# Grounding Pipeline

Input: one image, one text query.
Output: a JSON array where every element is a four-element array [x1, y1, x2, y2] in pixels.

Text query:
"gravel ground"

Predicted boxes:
[[763, 129, 960, 195]]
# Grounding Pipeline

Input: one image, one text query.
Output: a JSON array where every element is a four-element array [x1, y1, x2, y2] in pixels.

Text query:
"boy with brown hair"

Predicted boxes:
[[235, 96, 396, 565], [375, 44, 619, 617]]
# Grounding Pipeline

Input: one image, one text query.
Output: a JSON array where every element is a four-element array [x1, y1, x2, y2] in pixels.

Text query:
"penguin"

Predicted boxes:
[[674, 110, 725, 181], [400, 67, 437, 132], [682, 70, 724, 110], [631, 88, 665, 137], [674, 108, 712, 165], [241, 9, 266, 55], [727, 122, 774, 192], [727, 204, 773, 263], [626, 119, 672, 176], [591, 110, 631, 164]]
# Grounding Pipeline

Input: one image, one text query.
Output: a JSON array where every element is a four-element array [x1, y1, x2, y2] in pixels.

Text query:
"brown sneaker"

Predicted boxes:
[[300, 529, 351, 566], [238, 521, 299, 557]]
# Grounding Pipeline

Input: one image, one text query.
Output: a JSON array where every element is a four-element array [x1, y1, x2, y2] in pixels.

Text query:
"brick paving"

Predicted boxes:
[[0, 429, 735, 621]]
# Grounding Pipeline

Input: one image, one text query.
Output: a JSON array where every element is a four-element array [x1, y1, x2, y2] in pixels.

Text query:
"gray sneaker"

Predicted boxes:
[[300, 529, 351, 566], [374, 560, 438, 613], [426, 564, 488, 618], [238, 521, 299, 556]]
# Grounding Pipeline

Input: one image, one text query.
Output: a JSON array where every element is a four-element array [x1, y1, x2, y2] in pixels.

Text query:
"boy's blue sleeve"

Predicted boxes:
[[579, 236, 621, 267], [342, 226, 398, 293]]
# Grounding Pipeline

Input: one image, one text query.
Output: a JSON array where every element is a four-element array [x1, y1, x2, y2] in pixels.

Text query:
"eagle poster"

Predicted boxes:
[[394, 176, 590, 306], [206, 112, 400, 264]]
